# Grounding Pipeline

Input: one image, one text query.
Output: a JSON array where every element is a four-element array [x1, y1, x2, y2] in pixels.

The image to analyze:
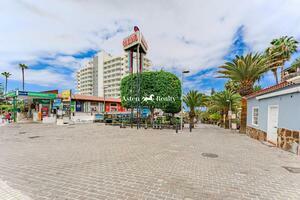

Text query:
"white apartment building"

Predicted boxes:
[[76, 51, 151, 98]]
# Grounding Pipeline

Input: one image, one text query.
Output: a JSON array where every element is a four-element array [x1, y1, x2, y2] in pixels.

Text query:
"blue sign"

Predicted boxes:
[[95, 114, 104, 120], [53, 99, 61, 108], [76, 101, 82, 112], [142, 108, 150, 118], [18, 91, 28, 96]]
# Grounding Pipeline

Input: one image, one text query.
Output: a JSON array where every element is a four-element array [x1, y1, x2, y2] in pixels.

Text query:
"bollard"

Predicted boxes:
[[176, 123, 178, 133], [189, 123, 192, 132]]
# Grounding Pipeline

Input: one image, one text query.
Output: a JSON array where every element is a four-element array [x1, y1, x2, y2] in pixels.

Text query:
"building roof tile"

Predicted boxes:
[[58, 94, 121, 103], [246, 81, 295, 99]]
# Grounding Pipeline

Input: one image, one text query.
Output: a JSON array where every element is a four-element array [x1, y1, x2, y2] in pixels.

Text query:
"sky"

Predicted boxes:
[[1, 0, 300, 95]]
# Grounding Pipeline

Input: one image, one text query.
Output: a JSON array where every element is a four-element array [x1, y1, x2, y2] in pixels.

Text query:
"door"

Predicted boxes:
[[267, 105, 279, 144]]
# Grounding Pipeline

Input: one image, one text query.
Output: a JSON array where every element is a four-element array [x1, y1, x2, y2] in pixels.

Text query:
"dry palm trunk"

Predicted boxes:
[[271, 68, 279, 84], [240, 97, 247, 133]]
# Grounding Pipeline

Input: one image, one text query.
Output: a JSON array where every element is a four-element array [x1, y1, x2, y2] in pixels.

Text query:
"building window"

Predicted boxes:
[[252, 107, 259, 126]]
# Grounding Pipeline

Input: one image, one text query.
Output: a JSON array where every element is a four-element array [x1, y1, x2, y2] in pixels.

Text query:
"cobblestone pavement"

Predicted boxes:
[[0, 123, 300, 200]]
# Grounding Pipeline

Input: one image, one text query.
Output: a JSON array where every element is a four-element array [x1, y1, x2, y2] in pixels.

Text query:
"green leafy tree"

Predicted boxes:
[[19, 63, 28, 91], [120, 70, 181, 123], [265, 36, 298, 83], [183, 90, 206, 127], [1, 72, 12, 94], [218, 53, 268, 133]]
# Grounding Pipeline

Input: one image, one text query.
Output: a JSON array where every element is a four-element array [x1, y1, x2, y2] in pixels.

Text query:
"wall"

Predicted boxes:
[[95, 52, 111, 97], [247, 85, 300, 132]]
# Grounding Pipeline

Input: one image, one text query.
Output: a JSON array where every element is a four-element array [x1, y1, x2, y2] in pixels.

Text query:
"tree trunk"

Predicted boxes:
[[150, 107, 154, 125], [171, 113, 175, 125], [224, 109, 229, 129], [5, 77, 7, 94], [189, 115, 194, 128], [240, 97, 247, 133], [280, 66, 284, 83], [272, 68, 278, 84], [22, 69, 25, 91]]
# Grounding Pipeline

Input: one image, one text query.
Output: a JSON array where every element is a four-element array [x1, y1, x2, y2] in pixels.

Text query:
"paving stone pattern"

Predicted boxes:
[[0, 123, 300, 200]]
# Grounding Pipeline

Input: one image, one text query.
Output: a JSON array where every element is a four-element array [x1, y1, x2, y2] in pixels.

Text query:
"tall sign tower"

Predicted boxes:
[[123, 26, 148, 129]]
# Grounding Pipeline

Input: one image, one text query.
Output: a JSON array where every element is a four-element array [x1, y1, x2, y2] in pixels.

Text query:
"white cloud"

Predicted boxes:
[[1, 0, 300, 89]]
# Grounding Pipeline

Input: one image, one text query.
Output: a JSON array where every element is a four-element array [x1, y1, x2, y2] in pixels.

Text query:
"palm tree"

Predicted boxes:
[[183, 90, 206, 127], [1, 72, 12, 94], [265, 36, 298, 83], [210, 90, 241, 128], [218, 53, 269, 96], [19, 63, 28, 91], [291, 57, 300, 71], [218, 53, 269, 133]]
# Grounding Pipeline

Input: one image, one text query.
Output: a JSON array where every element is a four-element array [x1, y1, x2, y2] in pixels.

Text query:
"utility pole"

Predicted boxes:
[[136, 45, 140, 129], [181, 70, 190, 131]]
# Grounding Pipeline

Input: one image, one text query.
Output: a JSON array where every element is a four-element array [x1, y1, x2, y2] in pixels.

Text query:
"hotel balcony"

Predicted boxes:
[[282, 67, 300, 84]]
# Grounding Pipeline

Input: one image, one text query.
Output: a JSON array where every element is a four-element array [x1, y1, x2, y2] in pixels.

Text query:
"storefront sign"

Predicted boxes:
[[5, 91, 16, 98], [36, 99, 50, 104], [123, 32, 139, 49], [123, 29, 148, 53], [62, 90, 71, 101], [28, 92, 56, 99], [53, 99, 61, 108], [18, 91, 28, 96]]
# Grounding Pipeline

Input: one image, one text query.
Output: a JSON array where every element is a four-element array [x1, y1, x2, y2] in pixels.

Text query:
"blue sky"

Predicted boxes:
[[1, 0, 300, 95]]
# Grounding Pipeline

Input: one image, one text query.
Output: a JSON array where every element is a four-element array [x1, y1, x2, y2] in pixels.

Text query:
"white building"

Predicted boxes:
[[76, 51, 151, 98]]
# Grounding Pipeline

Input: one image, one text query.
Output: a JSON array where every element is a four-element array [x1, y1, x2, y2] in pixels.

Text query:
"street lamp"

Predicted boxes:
[[181, 70, 190, 131], [226, 99, 232, 129], [103, 86, 109, 114]]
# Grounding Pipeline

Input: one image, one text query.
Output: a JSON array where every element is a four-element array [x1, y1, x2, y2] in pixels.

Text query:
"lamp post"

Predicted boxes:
[[103, 86, 109, 114], [181, 70, 190, 131], [226, 99, 232, 129]]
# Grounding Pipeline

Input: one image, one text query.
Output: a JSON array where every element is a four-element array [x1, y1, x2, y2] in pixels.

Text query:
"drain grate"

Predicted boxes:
[[201, 153, 218, 158], [19, 132, 26, 134], [28, 136, 41, 139], [282, 166, 300, 173]]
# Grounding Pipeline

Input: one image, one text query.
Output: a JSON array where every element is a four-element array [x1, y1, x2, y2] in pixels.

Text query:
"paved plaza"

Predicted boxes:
[[0, 123, 299, 200]]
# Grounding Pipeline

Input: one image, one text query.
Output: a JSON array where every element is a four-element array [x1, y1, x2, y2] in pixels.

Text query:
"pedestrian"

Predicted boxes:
[[5, 112, 11, 123]]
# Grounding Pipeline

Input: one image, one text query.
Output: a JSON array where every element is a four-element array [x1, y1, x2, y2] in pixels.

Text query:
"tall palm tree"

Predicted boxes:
[[291, 57, 300, 71], [183, 90, 206, 127], [265, 36, 298, 83], [218, 53, 269, 133], [210, 90, 241, 128], [19, 63, 28, 91], [1, 72, 12, 94], [218, 53, 269, 96]]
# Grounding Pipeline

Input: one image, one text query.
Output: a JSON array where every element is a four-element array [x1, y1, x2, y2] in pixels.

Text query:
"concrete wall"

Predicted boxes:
[[95, 51, 111, 97], [247, 85, 300, 132]]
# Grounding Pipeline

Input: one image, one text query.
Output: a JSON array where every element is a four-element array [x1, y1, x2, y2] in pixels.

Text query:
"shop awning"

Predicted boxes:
[[5, 91, 57, 100]]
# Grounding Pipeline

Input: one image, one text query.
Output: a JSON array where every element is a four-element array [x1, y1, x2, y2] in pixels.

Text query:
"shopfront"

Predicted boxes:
[[5, 90, 57, 122], [71, 94, 126, 114]]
